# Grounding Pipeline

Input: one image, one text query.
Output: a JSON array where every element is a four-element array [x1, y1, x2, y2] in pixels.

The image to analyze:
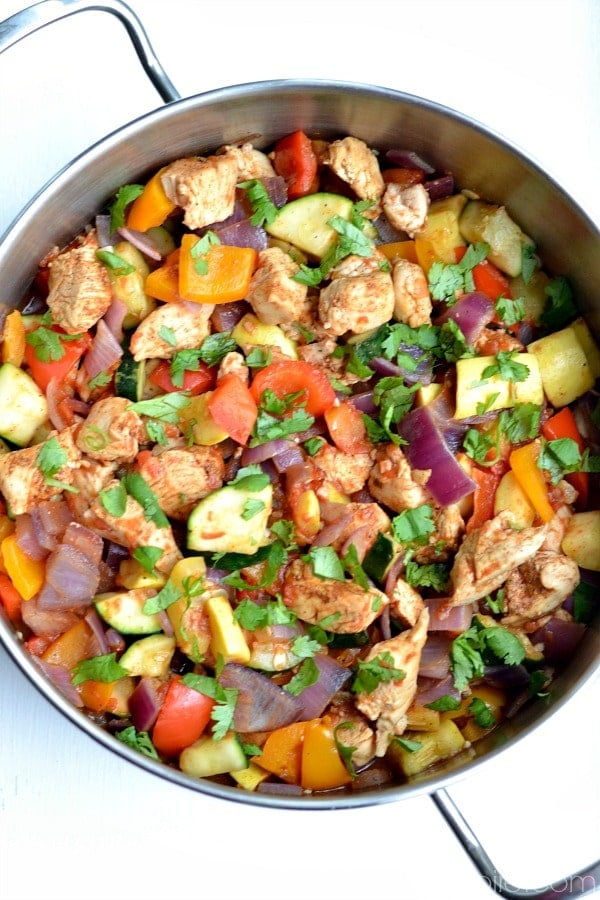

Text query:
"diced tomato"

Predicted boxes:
[[208, 374, 258, 445], [324, 401, 372, 454], [272, 130, 319, 199], [24, 326, 91, 392], [152, 676, 214, 756], [455, 246, 512, 302], [466, 466, 502, 534], [249, 360, 336, 417], [149, 359, 215, 395], [542, 407, 589, 509]]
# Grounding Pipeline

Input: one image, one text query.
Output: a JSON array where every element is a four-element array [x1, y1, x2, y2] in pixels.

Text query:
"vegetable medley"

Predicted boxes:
[[0, 129, 598, 795]]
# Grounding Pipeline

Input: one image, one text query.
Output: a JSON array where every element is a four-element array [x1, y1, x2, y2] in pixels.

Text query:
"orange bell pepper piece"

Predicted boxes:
[[377, 240, 418, 264], [256, 721, 307, 785], [179, 235, 257, 304], [0, 533, 45, 601], [126, 167, 176, 232], [2, 310, 26, 367], [466, 466, 502, 534], [145, 253, 181, 303], [42, 619, 98, 670], [509, 441, 555, 523], [301, 717, 352, 791]]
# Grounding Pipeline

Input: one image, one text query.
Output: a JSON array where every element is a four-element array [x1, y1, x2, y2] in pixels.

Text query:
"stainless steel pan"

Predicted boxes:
[[1, 3, 598, 896]]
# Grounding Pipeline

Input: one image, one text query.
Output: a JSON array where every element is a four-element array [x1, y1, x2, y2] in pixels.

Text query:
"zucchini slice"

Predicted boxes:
[[115, 348, 146, 402], [0, 362, 48, 447]]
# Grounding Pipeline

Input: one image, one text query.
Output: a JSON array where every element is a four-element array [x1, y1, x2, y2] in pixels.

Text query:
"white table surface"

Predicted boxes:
[[0, 2, 598, 899]]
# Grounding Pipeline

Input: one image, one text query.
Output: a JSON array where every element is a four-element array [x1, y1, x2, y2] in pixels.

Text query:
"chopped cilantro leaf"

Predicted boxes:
[[495, 296, 525, 326], [143, 580, 183, 615], [128, 392, 191, 423], [122, 472, 169, 528], [394, 737, 423, 752], [451, 618, 525, 692], [197, 332, 237, 367], [541, 276, 577, 331], [425, 694, 461, 712], [238, 179, 278, 227], [468, 696, 496, 729], [132, 545, 163, 573], [303, 546, 345, 582], [71, 652, 128, 685], [351, 651, 405, 694], [115, 725, 159, 760], [109, 183, 144, 232], [480, 350, 529, 383], [284, 658, 319, 695], [391, 505, 435, 545], [573, 581, 596, 624]]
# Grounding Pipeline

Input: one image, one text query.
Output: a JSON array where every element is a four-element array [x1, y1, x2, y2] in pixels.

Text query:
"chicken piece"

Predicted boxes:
[[76, 397, 145, 464], [356, 607, 429, 755], [316, 501, 391, 558], [135, 445, 224, 520], [282, 559, 388, 634], [318, 255, 395, 336], [413, 503, 465, 564], [382, 183, 430, 237], [391, 257, 432, 327], [160, 154, 238, 230], [389, 577, 425, 628], [541, 506, 572, 553], [46, 231, 113, 333], [80, 483, 182, 573], [219, 142, 276, 180], [447, 511, 548, 606], [327, 694, 376, 769], [216, 351, 249, 386], [129, 300, 214, 361], [66, 457, 118, 522], [323, 136, 385, 204], [246, 247, 310, 325], [298, 336, 362, 387], [501, 550, 580, 625], [0, 427, 81, 516], [313, 444, 374, 495], [368, 444, 430, 513]]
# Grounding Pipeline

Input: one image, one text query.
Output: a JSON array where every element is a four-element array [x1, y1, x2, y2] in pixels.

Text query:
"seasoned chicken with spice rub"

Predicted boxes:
[[282, 558, 388, 633], [0, 427, 81, 516], [318, 253, 395, 336], [75, 397, 145, 464], [160, 153, 238, 230], [327, 694, 377, 768], [368, 443, 430, 512], [46, 231, 113, 334], [501, 549, 580, 625], [323, 136, 385, 205], [391, 257, 432, 327], [246, 247, 310, 325], [130, 300, 214, 361], [356, 607, 429, 755], [135, 446, 224, 520], [382, 183, 430, 237]]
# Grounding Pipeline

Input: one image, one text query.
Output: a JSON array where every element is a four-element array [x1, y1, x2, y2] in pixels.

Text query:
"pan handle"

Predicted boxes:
[[0, 0, 180, 103], [432, 788, 600, 898]]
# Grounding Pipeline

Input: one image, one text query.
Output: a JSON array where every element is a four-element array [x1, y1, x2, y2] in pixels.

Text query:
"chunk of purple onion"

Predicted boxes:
[[385, 149, 436, 174], [218, 663, 303, 731]]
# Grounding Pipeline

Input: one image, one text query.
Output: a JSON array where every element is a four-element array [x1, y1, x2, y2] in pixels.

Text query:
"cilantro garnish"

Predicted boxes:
[[521, 244, 539, 285], [230, 464, 271, 492], [99, 482, 127, 517], [498, 403, 541, 444], [538, 437, 600, 485], [25, 313, 83, 363], [495, 296, 525, 326], [540, 276, 577, 331], [450, 618, 525, 692], [303, 546, 345, 582], [182, 673, 237, 740], [223, 540, 288, 591], [372, 377, 418, 444], [293, 213, 375, 287], [36, 437, 76, 492], [122, 472, 169, 528], [572, 582, 596, 624], [394, 737, 423, 753], [96, 249, 135, 276], [234, 596, 296, 631], [425, 694, 461, 712], [158, 326, 177, 347], [436, 319, 474, 363], [191, 231, 220, 275], [116, 725, 160, 760], [351, 651, 405, 694], [109, 183, 144, 232], [128, 392, 191, 423], [428, 242, 489, 305], [404, 556, 450, 592], [241, 498, 267, 520], [391, 505, 435, 545], [87, 370, 112, 390], [246, 347, 272, 369], [480, 350, 529, 383], [168, 349, 204, 387], [284, 657, 319, 696], [238, 179, 278, 227], [463, 427, 499, 467], [468, 696, 496, 729], [142, 579, 183, 615], [196, 332, 237, 367], [250, 389, 314, 446], [132, 545, 164, 573], [342, 544, 370, 591], [304, 436, 326, 456], [71, 652, 128, 685]]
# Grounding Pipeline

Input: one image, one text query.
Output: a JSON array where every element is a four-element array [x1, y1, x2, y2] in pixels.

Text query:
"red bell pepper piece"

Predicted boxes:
[[542, 407, 589, 509], [272, 131, 318, 200]]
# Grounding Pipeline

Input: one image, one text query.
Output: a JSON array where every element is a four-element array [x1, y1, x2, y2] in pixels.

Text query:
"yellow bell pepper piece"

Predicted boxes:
[[1, 533, 45, 600], [206, 591, 250, 664], [300, 717, 352, 791], [509, 441, 555, 523], [255, 721, 306, 785]]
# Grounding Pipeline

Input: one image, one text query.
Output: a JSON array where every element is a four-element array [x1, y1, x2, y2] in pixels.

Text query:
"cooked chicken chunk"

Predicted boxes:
[[315, 501, 391, 558], [79, 484, 182, 573], [298, 335, 362, 387], [502, 550, 580, 625], [447, 511, 548, 606], [313, 445, 374, 495], [368, 444, 430, 513], [66, 457, 118, 522], [217, 351, 249, 386], [413, 503, 465, 564], [0, 427, 81, 516], [130, 300, 214, 361], [246, 247, 310, 325], [323, 136, 385, 203], [389, 577, 425, 628], [391, 257, 432, 327], [382, 183, 430, 237], [327, 694, 376, 768], [318, 254, 395, 336], [219, 142, 276, 180], [282, 559, 388, 633], [356, 607, 429, 755], [160, 154, 238, 230], [135, 446, 224, 520], [46, 231, 113, 333], [76, 397, 145, 464]]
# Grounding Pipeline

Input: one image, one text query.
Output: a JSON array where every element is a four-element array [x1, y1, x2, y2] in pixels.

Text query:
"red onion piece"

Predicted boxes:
[[416, 673, 461, 706], [435, 292, 495, 345], [104, 541, 130, 571], [398, 406, 476, 506], [349, 391, 376, 416], [210, 301, 249, 332], [213, 218, 268, 251], [385, 149, 436, 174], [483, 664, 531, 689], [63, 522, 104, 566], [530, 617, 586, 663], [339, 525, 373, 563], [102, 298, 128, 344], [21, 596, 80, 639], [272, 444, 306, 473], [218, 662, 303, 731], [30, 501, 73, 551], [84, 608, 110, 655], [39, 544, 101, 610], [312, 513, 353, 548], [294, 654, 352, 721], [426, 598, 474, 632], [241, 439, 296, 466], [33, 657, 84, 707], [15, 514, 49, 561], [84, 319, 123, 379], [117, 227, 163, 261], [418, 634, 452, 679], [424, 174, 455, 201], [129, 677, 162, 732]]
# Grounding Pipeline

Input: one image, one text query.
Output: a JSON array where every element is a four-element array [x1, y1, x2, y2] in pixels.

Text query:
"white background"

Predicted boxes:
[[0, 2, 598, 899]]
